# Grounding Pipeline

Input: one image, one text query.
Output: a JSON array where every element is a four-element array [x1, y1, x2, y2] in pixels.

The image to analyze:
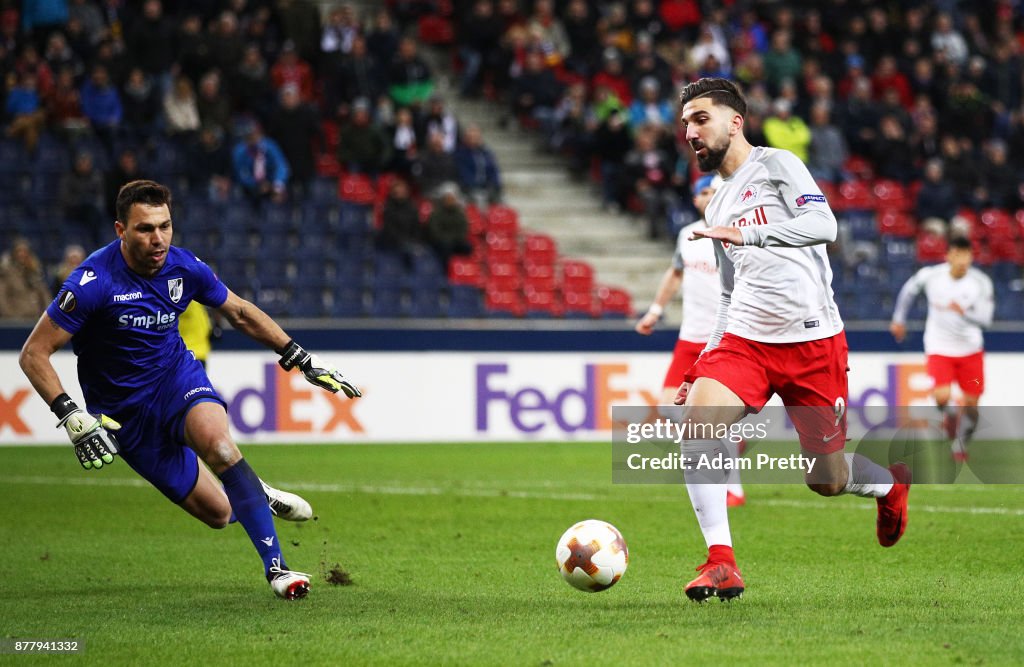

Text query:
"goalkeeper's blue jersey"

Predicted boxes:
[[47, 240, 228, 416]]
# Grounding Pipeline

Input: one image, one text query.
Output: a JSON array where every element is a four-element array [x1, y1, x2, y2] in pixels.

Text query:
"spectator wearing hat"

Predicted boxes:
[[592, 48, 633, 105], [232, 120, 290, 205], [628, 77, 673, 134], [426, 182, 473, 267]]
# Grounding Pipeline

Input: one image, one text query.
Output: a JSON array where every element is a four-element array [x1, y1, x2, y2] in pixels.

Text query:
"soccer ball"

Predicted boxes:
[[555, 519, 628, 592]]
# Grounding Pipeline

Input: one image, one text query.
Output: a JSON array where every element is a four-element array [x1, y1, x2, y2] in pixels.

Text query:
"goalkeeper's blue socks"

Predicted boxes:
[[219, 459, 285, 574]]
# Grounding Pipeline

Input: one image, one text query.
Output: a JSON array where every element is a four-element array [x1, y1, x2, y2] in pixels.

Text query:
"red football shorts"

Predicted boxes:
[[663, 339, 705, 388], [926, 351, 985, 397], [685, 332, 850, 454]]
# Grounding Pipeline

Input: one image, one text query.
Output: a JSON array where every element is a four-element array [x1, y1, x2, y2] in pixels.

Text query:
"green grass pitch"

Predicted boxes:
[[2, 442, 1023, 666]]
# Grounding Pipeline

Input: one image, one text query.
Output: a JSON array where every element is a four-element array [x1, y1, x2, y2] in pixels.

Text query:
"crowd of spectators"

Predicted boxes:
[[1, 0, 503, 210], [453, 0, 1024, 240]]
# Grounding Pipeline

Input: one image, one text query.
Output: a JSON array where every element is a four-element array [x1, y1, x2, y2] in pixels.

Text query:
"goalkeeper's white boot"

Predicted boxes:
[[262, 481, 313, 521], [267, 558, 310, 600]]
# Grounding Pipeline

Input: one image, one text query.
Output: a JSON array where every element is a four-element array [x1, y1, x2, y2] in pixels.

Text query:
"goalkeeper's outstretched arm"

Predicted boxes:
[[216, 289, 362, 398], [19, 313, 74, 407]]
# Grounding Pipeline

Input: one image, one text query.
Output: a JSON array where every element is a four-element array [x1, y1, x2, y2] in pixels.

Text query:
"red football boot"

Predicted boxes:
[[685, 546, 744, 602], [877, 462, 911, 547]]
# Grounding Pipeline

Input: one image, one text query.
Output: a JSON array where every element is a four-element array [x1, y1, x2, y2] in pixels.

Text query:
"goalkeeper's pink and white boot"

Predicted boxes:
[[262, 481, 313, 521], [267, 558, 310, 600]]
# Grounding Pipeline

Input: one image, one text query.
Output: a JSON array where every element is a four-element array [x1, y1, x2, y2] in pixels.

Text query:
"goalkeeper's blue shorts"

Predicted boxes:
[[115, 356, 227, 503]]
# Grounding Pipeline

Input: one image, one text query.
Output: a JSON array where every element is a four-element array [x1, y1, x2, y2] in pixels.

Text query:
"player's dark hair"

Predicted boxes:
[[678, 78, 747, 117], [116, 180, 172, 224], [949, 235, 972, 250]]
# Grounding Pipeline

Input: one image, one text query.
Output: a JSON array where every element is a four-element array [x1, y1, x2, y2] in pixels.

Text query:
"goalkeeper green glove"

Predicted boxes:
[[277, 340, 362, 398], [51, 394, 121, 470]]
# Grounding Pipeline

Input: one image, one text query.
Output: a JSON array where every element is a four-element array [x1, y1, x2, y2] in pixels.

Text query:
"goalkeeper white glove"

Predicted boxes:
[[277, 340, 362, 398], [51, 394, 121, 470]]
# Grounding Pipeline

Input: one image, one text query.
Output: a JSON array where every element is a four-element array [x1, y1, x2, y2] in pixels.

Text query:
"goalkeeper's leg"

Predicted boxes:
[[183, 402, 307, 598]]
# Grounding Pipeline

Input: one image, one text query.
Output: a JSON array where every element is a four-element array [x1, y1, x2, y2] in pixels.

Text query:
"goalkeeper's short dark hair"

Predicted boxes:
[[949, 235, 972, 251], [678, 78, 747, 117], [116, 180, 172, 225]]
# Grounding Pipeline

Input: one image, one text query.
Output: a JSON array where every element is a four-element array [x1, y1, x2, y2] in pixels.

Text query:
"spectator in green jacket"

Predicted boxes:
[[764, 98, 811, 163]]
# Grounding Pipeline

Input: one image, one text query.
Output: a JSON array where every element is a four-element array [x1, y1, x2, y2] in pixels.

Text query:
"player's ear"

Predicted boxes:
[[114, 220, 125, 240], [729, 112, 744, 137]]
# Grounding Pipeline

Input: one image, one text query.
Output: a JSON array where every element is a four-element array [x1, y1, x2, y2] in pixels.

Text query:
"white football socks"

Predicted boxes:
[[723, 438, 744, 498], [683, 439, 732, 548], [841, 453, 894, 498]]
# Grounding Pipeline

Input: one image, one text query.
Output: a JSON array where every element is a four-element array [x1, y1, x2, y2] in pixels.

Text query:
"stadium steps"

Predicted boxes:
[[441, 80, 679, 324]]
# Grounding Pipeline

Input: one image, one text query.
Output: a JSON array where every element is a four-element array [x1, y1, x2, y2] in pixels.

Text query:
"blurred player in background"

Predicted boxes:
[[178, 300, 214, 368], [19, 180, 362, 600], [635, 173, 744, 506], [674, 78, 910, 603], [890, 236, 994, 462]]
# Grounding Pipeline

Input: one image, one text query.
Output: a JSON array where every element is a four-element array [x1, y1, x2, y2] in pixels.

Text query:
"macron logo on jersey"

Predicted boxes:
[[113, 291, 143, 302], [79, 270, 97, 286], [795, 194, 827, 207]]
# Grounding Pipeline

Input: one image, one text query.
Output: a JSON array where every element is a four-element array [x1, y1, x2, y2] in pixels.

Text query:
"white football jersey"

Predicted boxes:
[[704, 146, 844, 343], [672, 221, 720, 342], [892, 264, 994, 356]]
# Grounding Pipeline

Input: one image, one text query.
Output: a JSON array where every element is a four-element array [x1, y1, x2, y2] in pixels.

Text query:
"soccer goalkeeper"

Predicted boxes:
[[19, 180, 361, 600]]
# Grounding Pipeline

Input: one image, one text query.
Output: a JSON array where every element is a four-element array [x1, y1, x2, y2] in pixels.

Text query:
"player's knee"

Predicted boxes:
[[205, 511, 231, 530], [807, 481, 845, 497], [201, 436, 241, 471]]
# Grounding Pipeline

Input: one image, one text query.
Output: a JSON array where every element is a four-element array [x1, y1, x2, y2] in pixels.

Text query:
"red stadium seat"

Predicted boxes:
[[561, 259, 594, 293], [978, 208, 1014, 237], [524, 287, 564, 317], [523, 233, 558, 266], [484, 287, 525, 317], [836, 179, 874, 211], [878, 210, 916, 238], [916, 232, 948, 263], [989, 236, 1023, 262], [1015, 209, 1024, 237], [466, 204, 487, 238], [487, 205, 519, 237], [485, 232, 520, 263], [562, 288, 598, 317], [486, 260, 522, 291], [338, 173, 376, 205], [448, 257, 483, 287], [315, 153, 341, 177], [597, 286, 633, 318], [872, 179, 912, 212], [320, 120, 340, 152], [844, 155, 875, 181], [418, 15, 454, 45]]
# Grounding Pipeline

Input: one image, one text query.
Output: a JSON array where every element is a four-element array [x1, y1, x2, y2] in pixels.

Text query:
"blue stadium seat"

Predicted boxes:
[[991, 262, 1020, 284], [409, 288, 443, 318], [447, 286, 483, 317], [842, 211, 878, 242], [373, 252, 407, 289], [371, 287, 407, 317], [882, 238, 916, 267], [310, 177, 338, 203], [326, 287, 366, 317]]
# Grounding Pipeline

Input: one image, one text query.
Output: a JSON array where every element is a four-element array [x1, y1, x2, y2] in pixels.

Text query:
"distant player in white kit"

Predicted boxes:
[[635, 173, 745, 506], [674, 78, 910, 602], [889, 236, 994, 461]]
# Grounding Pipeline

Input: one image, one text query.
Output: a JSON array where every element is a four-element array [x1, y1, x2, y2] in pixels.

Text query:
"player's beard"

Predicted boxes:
[[695, 138, 729, 172]]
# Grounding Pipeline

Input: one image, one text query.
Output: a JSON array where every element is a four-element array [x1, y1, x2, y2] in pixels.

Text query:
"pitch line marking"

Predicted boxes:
[[2, 475, 1023, 517]]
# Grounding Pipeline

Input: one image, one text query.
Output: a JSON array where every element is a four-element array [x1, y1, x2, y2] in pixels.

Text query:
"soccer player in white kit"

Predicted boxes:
[[674, 78, 911, 602], [889, 236, 994, 461], [635, 173, 745, 506]]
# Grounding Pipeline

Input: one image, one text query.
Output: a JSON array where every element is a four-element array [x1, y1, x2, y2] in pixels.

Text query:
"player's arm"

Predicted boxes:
[[960, 274, 994, 328], [699, 150, 838, 248], [675, 242, 733, 405], [890, 269, 927, 342], [635, 267, 682, 335], [19, 314, 121, 469], [216, 289, 361, 398]]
